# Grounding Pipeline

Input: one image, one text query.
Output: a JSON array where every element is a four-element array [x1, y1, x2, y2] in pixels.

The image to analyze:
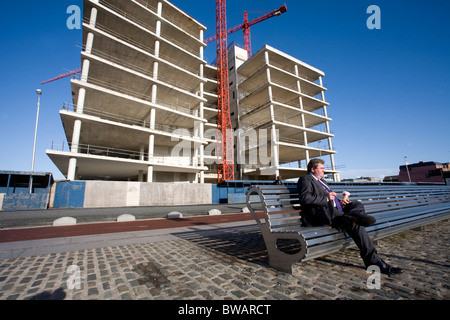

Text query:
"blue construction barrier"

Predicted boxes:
[[0, 171, 53, 211], [212, 180, 298, 204], [52, 181, 86, 208]]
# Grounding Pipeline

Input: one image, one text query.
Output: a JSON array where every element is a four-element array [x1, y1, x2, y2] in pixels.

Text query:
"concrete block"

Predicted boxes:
[[53, 217, 77, 227], [117, 214, 136, 222], [208, 209, 222, 216], [167, 212, 183, 219]]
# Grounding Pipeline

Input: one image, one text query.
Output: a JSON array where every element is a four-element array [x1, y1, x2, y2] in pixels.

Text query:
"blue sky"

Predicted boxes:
[[0, 0, 449, 181]]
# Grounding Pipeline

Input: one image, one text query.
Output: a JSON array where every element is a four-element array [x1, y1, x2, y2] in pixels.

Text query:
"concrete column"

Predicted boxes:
[[329, 154, 337, 181], [271, 125, 280, 177], [305, 150, 310, 165], [149, 108, 156, 129], [148, 107, 156, 183], [199, 30, 204, 60], [86, 33, 95, 54], [264, 51, 270, 65], [68, 58, 90, 180], [199, 81, 204, 97], [157, 2, 163, 16], [147, 166, 154, 183], [148, 135, 155, 157], [154, 40, 160, 58], [67, 158, 78, 181], [199, 64, 204, 80], [89, 7, 98, 27], [151, 84, 158, 104], [71, 120, 82, 152], [269, 103, 275, 121], [76, 88, 86, 114], [153, 61, 159, 80], [81, 59, 90, 82], [267, 85, 273, 102], [140, 144, 145, 161], [156, 20, 161, 37], [266, 68, 271, 83]]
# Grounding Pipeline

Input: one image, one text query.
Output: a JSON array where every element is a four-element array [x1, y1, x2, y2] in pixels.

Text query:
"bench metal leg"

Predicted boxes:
[[261, 230, 307, 274]]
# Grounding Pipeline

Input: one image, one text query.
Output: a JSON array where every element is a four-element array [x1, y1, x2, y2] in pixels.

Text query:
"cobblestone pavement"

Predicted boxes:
[[0, 219, 449, 300]]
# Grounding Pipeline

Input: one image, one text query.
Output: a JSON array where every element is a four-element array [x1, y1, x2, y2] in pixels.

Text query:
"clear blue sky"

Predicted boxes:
[[0, 0, 449, 181]]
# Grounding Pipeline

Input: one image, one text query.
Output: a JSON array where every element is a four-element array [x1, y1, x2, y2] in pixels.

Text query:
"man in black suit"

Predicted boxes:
[[297, 158, 403, 275]]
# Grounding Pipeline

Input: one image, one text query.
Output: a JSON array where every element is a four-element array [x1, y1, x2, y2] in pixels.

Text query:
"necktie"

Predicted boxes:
[[318, 179, 343, 211]]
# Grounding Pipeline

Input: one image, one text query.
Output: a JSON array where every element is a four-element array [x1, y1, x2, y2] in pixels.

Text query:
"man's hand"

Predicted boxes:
[[327, 192, 337, 201], [341, 198, 350, 206]]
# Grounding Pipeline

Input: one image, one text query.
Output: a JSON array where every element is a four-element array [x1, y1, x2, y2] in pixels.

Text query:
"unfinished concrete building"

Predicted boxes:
[[47, 0, 338, 183], [229, 44, 337, 180], [47, 0, 212, 183]]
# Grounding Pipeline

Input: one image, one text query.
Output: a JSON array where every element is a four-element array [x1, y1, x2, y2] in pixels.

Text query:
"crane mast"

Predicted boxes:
[[216, 0, 234, 183]]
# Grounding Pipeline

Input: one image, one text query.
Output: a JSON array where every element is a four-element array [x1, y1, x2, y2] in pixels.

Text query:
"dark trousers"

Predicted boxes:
[[331, 202, 380, 267]]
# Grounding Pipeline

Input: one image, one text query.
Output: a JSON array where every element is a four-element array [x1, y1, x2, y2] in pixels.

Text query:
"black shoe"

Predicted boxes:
[[375, 259, 404, 276], [352, 215, 376, 227]]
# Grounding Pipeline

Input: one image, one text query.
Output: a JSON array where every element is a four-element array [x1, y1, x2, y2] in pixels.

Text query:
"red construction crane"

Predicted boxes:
[[206, 4, 287, 57], [216, 0, 234, 182], [41, 68, 82, 85]]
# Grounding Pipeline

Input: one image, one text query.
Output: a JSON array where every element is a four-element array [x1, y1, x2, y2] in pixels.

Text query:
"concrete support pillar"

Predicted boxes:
[[267, 86, 273, 103], [147, 166, 154, 183], [148, 135, 155, 158], [147, 107, 156, 183], [68, 58, 90, 180], [86, 33, 95, 54], [199, 63, 204, 78], [269, 103, 275, 121], [156, 21, 161, 37], [305, 150, 310, 166], [271, 125, 280, 177], [71, 120, 82, 153], [140, 144, 145, 161], [149, 108, 156, 129], [67, 158, 78, 181], [76, 88, 86, 114], [89, 7, 98, 27], [199, 30, 204, 60], [81, 59, 90, 82], [154, 40, 160, 58], [153, 61, 159, 80], [151, 84, 157, 104], [264, 51, 270, 65], [157, 2, 163, 16]]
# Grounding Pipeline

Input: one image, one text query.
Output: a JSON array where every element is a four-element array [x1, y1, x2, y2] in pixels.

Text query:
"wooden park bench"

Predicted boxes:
[[246, 183, 450, 273]]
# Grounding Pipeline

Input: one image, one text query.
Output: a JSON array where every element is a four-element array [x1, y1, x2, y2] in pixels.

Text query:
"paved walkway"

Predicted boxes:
[[0, 215, 449, 300]]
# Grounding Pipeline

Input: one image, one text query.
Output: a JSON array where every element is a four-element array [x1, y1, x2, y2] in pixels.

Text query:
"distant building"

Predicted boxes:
[[383, 175, 398, 182], [398, 161, 449, 184], [341, 177, 378, 183]]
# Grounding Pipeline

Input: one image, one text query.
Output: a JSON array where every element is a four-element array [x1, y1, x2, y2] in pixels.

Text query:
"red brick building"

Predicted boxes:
[[398, 161, 450, 184]]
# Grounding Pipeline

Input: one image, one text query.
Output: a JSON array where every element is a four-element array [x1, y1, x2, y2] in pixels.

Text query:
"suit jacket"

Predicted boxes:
[[297, 173, 338, 226]]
